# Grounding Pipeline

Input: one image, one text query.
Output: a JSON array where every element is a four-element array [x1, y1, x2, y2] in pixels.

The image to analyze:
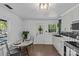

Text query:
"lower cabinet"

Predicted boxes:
[[0, 47, 4, 56], [52, 36, 77, 56], [58, 40, 64, 56], [66, 46, 76, 56], [71, 49, 76, 56], [34, 33, 53, 44], [52, 36, 64, 56], [53, 36, 64, 56], [66, 46, 71, 56], [0, 45, 7, 56]]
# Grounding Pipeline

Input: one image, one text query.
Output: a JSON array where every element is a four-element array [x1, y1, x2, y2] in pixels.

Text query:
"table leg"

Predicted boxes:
[[19, 47, 22, 56], [26, 47, 29, 56]]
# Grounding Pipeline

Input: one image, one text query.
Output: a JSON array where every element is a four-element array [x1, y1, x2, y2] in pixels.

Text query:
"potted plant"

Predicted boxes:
[[38, 25, 43, 34], [22, 31, 29, 42]]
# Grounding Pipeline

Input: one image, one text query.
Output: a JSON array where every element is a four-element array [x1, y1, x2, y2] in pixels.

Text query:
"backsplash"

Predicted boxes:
[[60, 31, 79, 39]]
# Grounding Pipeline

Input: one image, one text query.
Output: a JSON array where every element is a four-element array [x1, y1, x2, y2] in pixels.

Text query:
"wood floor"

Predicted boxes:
[[27, 44, 60, 56]]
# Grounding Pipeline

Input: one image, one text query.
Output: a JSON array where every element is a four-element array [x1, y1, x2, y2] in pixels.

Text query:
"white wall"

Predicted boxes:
[[23, 19, 58, 44], [23, 19, 58, 35], [0, 5, 58, 44], [61, 5, 79, 32], [0, 6, 23, 44]]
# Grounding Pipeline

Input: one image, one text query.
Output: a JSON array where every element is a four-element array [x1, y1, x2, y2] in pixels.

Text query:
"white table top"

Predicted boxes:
[[13, 40, 33, 47]]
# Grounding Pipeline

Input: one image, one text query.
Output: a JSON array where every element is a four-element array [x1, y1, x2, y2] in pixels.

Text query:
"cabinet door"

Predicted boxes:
[[58, 40, 64, 56], [45, 34, 52, 44], [66, 46, 70, 56], [52, 36, 55, 45], [55, 39, 59, 51], [56, 39, 63, 55], [53, 38, 56, 47], [53, 37, 57, 49], [71, 49, 76, 56], [0, 47, 4, 56], [52, 36, 54, 44], [54, 38, 59, 52], [52, 37, 65, 56], [52, 36, 65, 56], [66, 47, 76, 56], [34, 34, 44, 44]]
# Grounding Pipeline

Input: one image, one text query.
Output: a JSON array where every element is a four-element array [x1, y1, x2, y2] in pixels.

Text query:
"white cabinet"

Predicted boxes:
[[52, 36, 75, 56], [71, 49, 76, 56], [52, 36, 64, 56], [66, 46, 70, 56], [34, 33, 53, 44], [58, 39, 64, 55], [52, 36, 56, 47], [66, 46, 76, 56], [0, 45, 7, 56], [0, 47, 4, 56]]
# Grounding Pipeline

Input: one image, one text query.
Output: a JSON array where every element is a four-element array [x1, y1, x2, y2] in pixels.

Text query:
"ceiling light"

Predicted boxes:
[[39, 3, 49, 10]]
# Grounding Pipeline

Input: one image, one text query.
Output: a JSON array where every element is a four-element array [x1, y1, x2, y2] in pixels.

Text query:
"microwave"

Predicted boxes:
[[72, 20, 79, 30]]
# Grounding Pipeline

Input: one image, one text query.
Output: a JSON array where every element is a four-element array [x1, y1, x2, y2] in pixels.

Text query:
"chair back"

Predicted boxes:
[[30, 35, 34, 43], [27, 33, 34, 44]]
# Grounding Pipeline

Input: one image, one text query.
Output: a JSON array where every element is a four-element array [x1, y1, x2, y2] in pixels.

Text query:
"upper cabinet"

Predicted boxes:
[[73, 6, 79, 20]]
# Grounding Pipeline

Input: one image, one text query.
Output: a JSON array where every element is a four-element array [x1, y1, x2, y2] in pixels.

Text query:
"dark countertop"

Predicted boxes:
[[60, 32, 78, 39]]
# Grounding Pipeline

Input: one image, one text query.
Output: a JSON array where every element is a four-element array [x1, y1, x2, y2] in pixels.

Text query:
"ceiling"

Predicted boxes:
[[1, 3, 78, 19]]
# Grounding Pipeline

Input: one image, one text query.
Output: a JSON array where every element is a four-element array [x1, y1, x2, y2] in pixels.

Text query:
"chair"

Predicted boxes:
[[27, 33, 34, 43], [5, 42, 21, 56], [6, 34, 34, 56]]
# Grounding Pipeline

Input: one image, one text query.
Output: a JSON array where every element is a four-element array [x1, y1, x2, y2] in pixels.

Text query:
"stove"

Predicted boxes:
[[66, 41, 79, 48], [64, 41, 79, 56]]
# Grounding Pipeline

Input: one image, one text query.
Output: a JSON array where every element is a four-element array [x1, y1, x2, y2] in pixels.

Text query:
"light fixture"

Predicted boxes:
[[39, 3, 49, 10]]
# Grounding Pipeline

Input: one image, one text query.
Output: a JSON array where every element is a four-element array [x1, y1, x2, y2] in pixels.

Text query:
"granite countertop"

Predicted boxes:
[[53, 34, 76, 41]]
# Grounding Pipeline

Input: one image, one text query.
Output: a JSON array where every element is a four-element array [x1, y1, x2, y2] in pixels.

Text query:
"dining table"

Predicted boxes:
[[12, 40, 33, 56]]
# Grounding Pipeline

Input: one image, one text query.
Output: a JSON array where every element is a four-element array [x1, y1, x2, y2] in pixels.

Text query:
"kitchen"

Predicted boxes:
[[0, 3, 79, 56]]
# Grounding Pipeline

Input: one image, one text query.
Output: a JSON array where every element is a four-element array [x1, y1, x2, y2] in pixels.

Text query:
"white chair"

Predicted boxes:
[[26, 33, 34, 44], [5, 42, 21, 56], [11, 34, 34, 56]]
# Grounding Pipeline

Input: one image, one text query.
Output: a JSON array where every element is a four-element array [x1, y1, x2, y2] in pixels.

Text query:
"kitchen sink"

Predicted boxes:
[[54, 35, 62, 37]]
